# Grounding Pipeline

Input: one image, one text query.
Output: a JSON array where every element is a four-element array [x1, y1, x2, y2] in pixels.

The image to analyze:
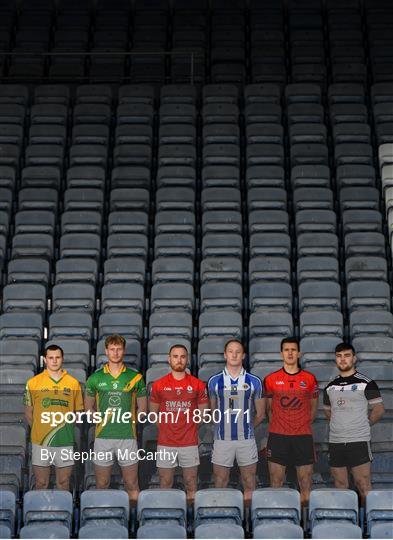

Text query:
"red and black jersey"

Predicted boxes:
[[263, 368, 319, 436]]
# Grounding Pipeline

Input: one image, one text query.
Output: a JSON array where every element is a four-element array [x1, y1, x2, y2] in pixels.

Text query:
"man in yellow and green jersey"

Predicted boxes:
[[24, 344, 84, 490], [85, 334, 147, 503]]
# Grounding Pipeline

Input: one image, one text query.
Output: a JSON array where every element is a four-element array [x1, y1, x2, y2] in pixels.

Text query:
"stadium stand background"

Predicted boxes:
[[0, 0, 392, 537]]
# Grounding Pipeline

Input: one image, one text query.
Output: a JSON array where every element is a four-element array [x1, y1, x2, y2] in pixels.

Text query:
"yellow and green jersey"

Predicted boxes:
[[85, 364, 146, 439], [24, 369, 84, 446]]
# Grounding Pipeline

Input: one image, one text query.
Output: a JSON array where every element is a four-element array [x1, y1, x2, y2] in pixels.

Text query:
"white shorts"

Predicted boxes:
[[212, 439, 258, 468], [93, 438, 138, 467], [32, 444, 74, 468], [156, 445, 199, 469]]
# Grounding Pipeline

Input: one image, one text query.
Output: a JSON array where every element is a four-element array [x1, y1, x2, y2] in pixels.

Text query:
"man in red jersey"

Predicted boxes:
[[149, 344, 209, 503], [263, 337, 319, 506]]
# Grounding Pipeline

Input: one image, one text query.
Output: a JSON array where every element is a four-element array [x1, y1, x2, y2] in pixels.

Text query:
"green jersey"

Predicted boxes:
[[85, 364, 146, 439]]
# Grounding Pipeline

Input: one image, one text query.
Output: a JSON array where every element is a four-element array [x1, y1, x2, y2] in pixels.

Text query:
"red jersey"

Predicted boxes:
[[150, 372, 208, 447], [263, 368, 318, 436]]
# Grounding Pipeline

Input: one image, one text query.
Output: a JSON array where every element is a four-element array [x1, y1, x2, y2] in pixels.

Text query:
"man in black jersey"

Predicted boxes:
[[323, 342, 385, 503]]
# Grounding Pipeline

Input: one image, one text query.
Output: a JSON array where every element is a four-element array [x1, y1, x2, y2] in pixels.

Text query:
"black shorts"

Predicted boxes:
[[329, 441, 373, 468], [267, 433, 315, 467]]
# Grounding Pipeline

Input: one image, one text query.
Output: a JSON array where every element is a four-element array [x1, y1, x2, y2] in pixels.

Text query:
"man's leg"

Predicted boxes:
[[351, 462, 372, 506], [330, 466, 350, 489], [94, 464, 112, 489], [213, 464, 230, 488], [239, 463, 257, 507], [296, 464, 313, 507], [33, 466, 51, 489], [55, 466, 73, 491], [268, 461, 286, 487], [121, 463, 139, 505], [182, 466, 198, 504], [158, 467, 175, 489]]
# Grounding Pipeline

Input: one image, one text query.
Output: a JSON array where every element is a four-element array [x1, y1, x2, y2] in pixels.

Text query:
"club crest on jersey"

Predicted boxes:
[[299, 381, 307, 388], [243, 383, 250, 391], [351, 384, 358, 391], [187, 385, 193, 393]]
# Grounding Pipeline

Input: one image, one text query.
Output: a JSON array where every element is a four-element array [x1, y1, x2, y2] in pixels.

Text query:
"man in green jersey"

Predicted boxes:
[[85, 334, 147, 503]]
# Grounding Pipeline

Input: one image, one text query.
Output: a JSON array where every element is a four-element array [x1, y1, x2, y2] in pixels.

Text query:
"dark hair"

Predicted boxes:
[[224, 339, 245, 352], [280, 337, 300, 352], [44, 344, 64, 357], [105, 334, 126, 348], [169, 343, 188, 355], [335, 342, 355, 355]]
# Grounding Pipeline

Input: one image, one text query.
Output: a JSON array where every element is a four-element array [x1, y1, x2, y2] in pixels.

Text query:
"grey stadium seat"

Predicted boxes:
[[251, 488, 300, 529], [350, 311, 393, 338], [347, 281, 391, 312], [60, 234, 100, 261], [345, 257, 388, 283], [152, 258, 194, 285], [107, 233, 148, 260], [199, 311, 242, 340], [249, 282, 293, 313], [298, 282, 341, 312], [101, 283, 144, 314], [104, 258, 145, 286], [23, 490, 73, 530], [249, 257, 291, 283], [297, 257, 339, 284], [309, 489, 358, 530], [311, 523, 362, 539], [80, 490, 129, 528], [254, 523, 304, 538], [150, 283, 194, 313], [2, 283, 47, 317], [249, 312, 293, 338], [108, 212, 148, 235], [194, 489, 243, 527], [200, 282, 242, 313], [300, 337, 342, 366], [195, 523, 244, 538], [20, 524, 70, 539], [48, 313, 93, 342], [300, 311, 343, 338], [352, 337, 393, 364], [137, 524, 186, 539], [52, 283, 95, 314], [55, 258, 98, 285], [0, 313, 43, 343], [138, 489, 186, 527], [149, 313, 193, 341], [147, 338, 191, 366], [79, 523, 128, 539]]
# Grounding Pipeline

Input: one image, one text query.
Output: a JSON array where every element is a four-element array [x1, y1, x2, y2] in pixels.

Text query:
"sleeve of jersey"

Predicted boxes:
[[85, 374, 96, 398], [311, 374, 319, 398], [323, 387, 331, 408], [149, 381, 160, 404], [365, 380, 383, 404], [262, 376, 272, 398], [253, 376, 263, 400], [207, 376, 217, 400], [74, 382, 84, 411], [23, 381, 32, 406], [198, 380, 209, 404], [136, 376, 147, 397]]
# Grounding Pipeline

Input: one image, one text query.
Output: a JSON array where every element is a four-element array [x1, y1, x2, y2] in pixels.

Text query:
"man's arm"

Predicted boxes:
[[24, 405, 33, 427], [253, 397, 265, 427], [265, 397, 272, 422], [84, 395, 96, 413], [137, 395, 147, 415], [310, 397, 318, 422], [369, 402, 385, 425], [323, 406, 331, 420]]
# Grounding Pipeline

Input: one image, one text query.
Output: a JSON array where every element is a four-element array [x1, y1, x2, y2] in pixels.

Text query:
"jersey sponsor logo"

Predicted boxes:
[[165, 400, 191, 409], [109, 395, 121, 407], [279, 396, 303, 409], [337, 398, 346, 406], [42, 397, 69, 408]]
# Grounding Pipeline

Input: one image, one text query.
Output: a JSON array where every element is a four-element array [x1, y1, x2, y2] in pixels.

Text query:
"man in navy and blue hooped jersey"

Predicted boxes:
[[208, 339, 265, 505]]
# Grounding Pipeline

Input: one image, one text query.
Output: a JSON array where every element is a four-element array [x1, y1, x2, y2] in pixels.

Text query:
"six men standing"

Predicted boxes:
[[24, 334, 385, 507]]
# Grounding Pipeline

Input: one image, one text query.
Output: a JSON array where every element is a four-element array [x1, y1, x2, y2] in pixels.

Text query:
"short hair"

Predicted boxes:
[[169, 344, 188, 355], [224, 339, 245, 352], [335, 342, 355, 355], [105, 334, 126, 349], [280, 337, 300, 352], [44, 344, 64, 357]]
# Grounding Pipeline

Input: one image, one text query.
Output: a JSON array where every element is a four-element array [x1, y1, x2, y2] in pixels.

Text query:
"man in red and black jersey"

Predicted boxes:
[[263, 337, 319, 506]]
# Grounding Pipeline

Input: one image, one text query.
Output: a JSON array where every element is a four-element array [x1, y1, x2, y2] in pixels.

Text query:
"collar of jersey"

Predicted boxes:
[[224, 367, 245, 380], [43, 369, 67, 384], [103, 363, 126, 378], [282, 367, 302, 376]]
